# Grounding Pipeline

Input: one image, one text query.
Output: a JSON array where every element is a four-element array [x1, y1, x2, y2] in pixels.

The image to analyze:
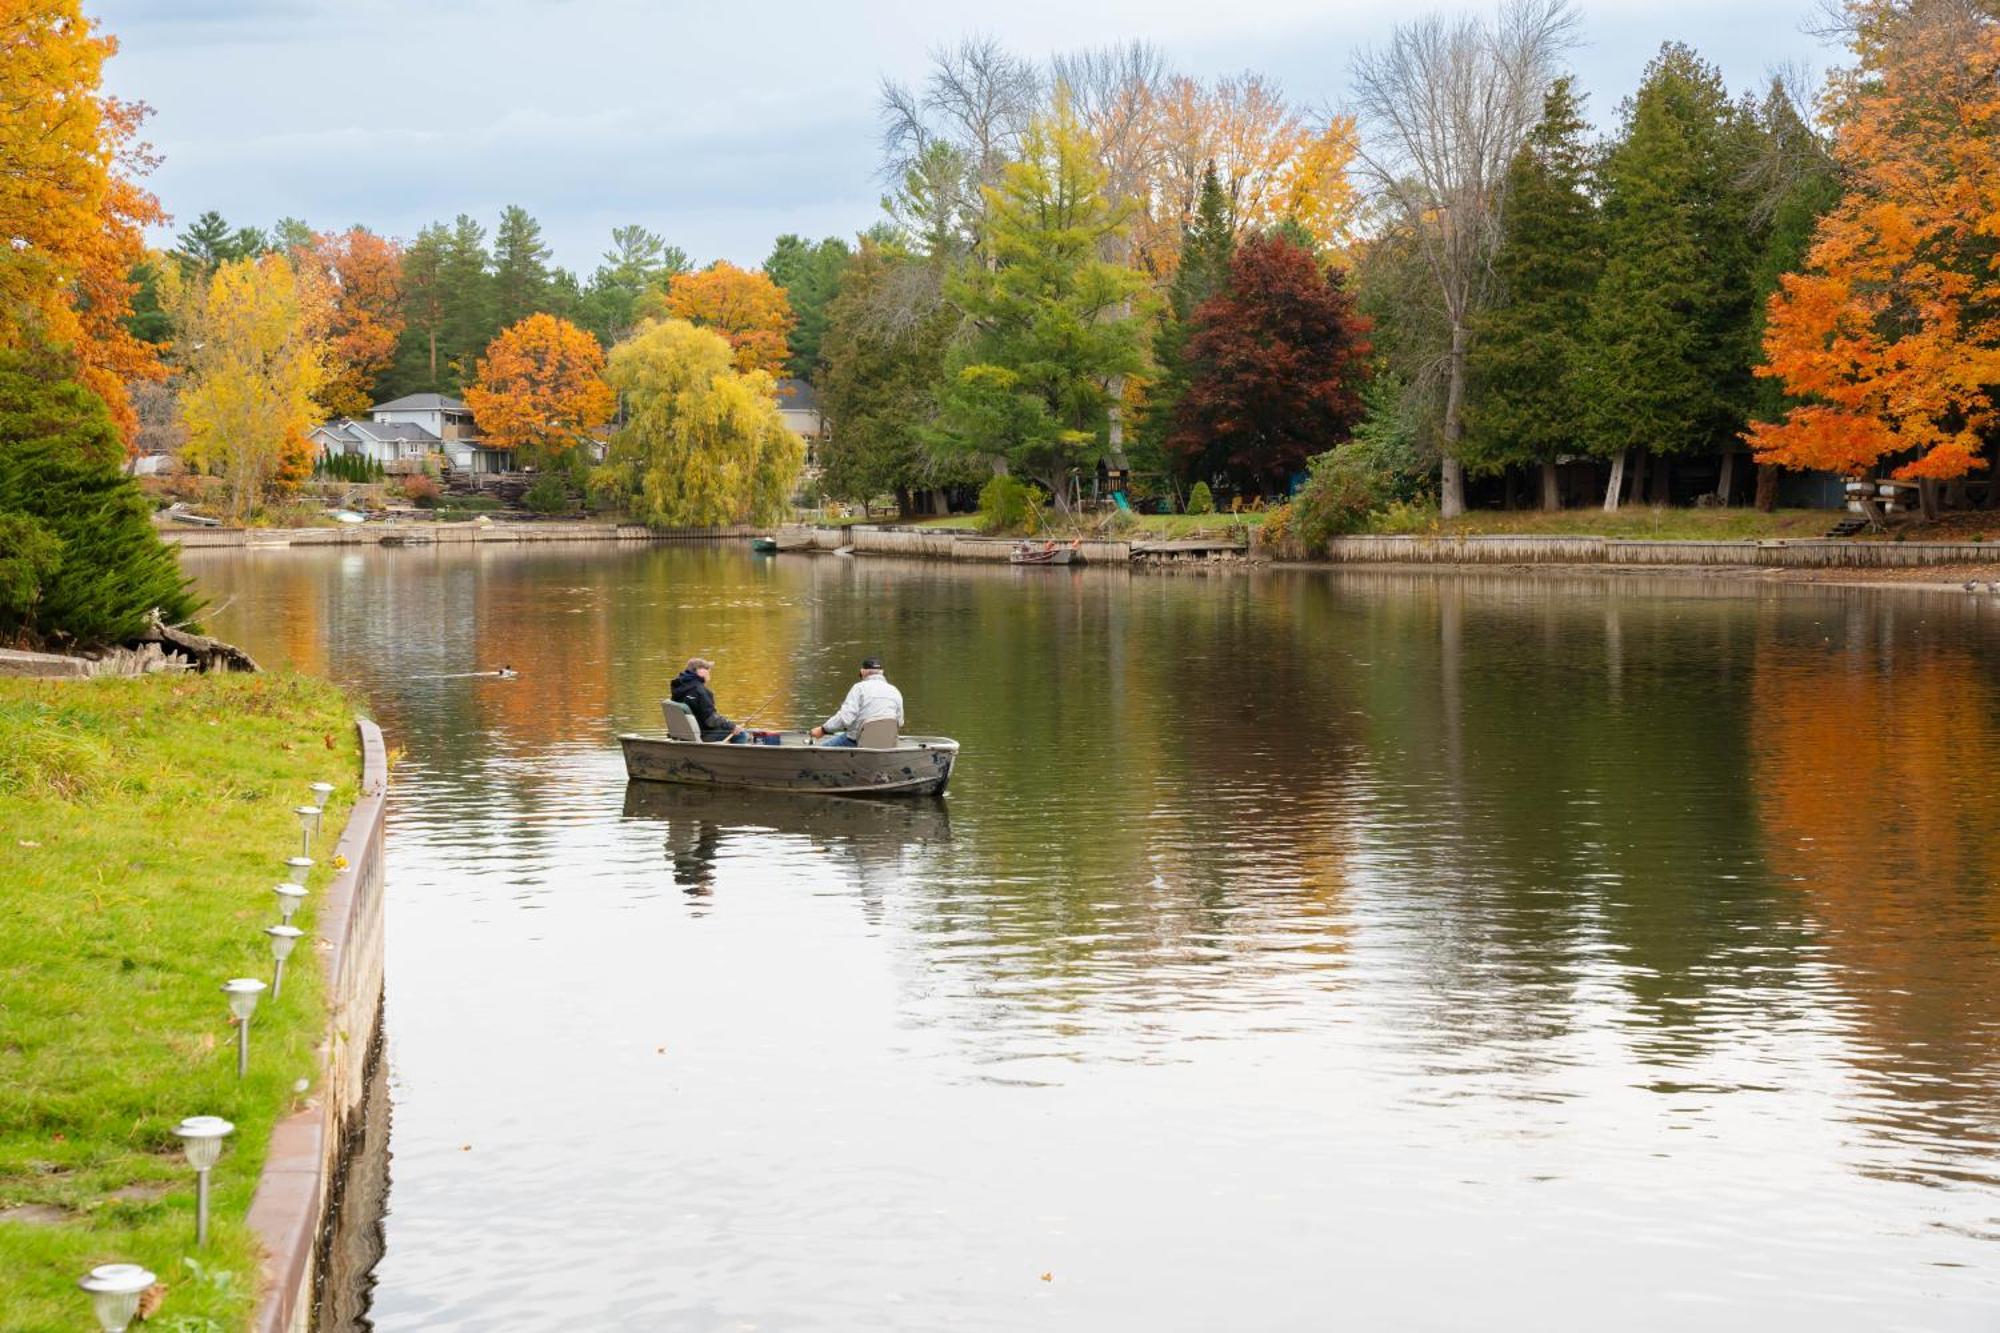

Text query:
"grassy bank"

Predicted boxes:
[[904, 512, 1267, 539], [1436, 507, 1832, 540], [0, 673, 360, 1332]]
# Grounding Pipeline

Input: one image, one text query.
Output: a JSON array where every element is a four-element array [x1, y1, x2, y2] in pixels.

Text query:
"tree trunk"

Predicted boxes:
[[1440, 323, 1469, 519], [1716, 450, 1736, 506], [1987, 437, 2000, 509], [1945, 476, 1968, 510], [1919, 477, 1941, 522], [1603, 449, 1627, 512], [1649, 453, 1671, 506], [428, 328, 438, 382], [1503, 468, 1520, 511], [1541, 460, 1561, 512], [1106, 379, 1127, 469], [1754, 463, 1779, 513], [1628, 449, 1648, 508], [895, 486, 912, 519]]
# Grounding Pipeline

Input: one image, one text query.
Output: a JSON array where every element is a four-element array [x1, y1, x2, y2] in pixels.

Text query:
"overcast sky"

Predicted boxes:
[[91, 0, 1831, 274]]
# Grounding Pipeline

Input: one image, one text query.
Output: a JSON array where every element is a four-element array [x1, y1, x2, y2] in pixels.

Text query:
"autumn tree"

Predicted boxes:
[[1579, 44, 1762, 509], [879, 37, 1043, 257], [0, 0, 166, 447], [169, 254, 331, 520], [1464, 77, 1600, 508], [1350, 0, 1578, 516], [1747, 0, 2000, 509], [932, 110, 1146, 509], [763, 235, 852, 379], [464, 314, 615, 469], [664, 261, 796, 376], [303, 228, 405, 418], [598, 319, 802, 527], [1170, 231, 1372, 491]]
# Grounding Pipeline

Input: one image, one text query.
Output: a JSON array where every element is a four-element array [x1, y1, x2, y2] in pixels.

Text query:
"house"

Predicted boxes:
[[309, 393, 517, 475], [775, 378, 825, 478]]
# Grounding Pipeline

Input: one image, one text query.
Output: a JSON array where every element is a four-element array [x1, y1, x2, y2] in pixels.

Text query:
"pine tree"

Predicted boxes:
[[1139, 162, 1234, 481], [172, 210, 266, 279], [931, 110, 1147, 509], [1579, 45, 1762, 509], [438, 214, 494, 391], [1465, 77, 1600, 509], [491, 205, 552, 331], [763, 234, 852, 380], [0, 345, 197, 646], [384, 222, 450, 397]]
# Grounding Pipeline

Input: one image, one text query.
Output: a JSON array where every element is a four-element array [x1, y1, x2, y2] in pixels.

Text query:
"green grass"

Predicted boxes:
[[1437, 506, 1831, 541], [903, 512, 1268, 539], [0, 673, 361, 1332]]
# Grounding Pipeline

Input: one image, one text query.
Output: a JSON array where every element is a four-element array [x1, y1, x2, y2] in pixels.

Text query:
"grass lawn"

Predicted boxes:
[[0, 673, 361, 1332], [1438, 507, 1833, 541], [904, 512, 1268, 539]]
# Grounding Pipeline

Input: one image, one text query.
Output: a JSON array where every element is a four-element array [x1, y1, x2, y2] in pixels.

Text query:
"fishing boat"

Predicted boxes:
[[1010, 538, 1082, 566], [619, 702, 958, 797]]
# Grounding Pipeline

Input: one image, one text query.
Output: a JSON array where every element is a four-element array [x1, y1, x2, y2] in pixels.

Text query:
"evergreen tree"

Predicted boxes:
[[491, 204, 552, 331], [1743, 78, 1839, 509], [1579, 45, 1763, 508], [580, 225, 689, 345], [171, 210, 266, 279], [270, 216, 315, 254], [385, 222, 451, 397], [438, 214, 495, 391], [1139, 162, 1234, 480], [1465, 77, 1601, 508], [931, 111, 1147, 509], [817, 240, 963, 509], [0, 345, 197, 646], [763, 234, 852, 380]]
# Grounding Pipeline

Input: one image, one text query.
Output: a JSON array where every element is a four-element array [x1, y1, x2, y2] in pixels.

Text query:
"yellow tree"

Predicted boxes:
[[662, 261, 795, 375], [598, 318, 802, 527], [1747, 0, 2000, 489], [299, 228, 405, 418], [464, 313, 615, 467], [0, 0, 165, 445], [170, 254, 331, 520]]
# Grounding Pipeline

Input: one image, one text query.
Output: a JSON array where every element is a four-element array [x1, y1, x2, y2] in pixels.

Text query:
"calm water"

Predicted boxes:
[[185, 544, 2000, 1330]]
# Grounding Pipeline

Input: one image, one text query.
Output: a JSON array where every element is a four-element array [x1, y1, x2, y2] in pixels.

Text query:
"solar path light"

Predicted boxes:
[[310, 781, 334, 825], [284, 855, 312, 887], [221, 978, 266, 1078], [274, 881, 308, 925], [294, 805, 321, 856], [171, 1116, 234, 1247], [78, 1263, 155, 1332], [264, 924, 303, 998]]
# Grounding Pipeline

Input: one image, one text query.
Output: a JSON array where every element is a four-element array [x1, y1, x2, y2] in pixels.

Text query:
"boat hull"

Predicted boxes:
[[619, 732, 958, 796]]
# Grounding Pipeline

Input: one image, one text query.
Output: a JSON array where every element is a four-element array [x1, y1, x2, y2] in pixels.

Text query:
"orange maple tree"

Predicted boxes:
[[1746, 1, 2000, 482], [0, 0, 165, 446], [464, 314, 616, 465], [299, 228, 405, 418], [663, 261, 795, 375]]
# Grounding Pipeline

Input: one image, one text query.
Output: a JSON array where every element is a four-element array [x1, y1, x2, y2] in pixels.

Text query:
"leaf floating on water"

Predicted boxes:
[[461, 1144, 472, 1151], [1039, 1272, 1052, 1283]]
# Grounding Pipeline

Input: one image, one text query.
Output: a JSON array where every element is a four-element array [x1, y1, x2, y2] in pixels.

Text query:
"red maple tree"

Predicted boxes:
[[1169, 232, 1372, 490]]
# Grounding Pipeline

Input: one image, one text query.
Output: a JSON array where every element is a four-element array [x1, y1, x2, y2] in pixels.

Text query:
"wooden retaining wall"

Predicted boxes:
[[1318, 534, 2000, 569], [161, 521, 752, 549], [847, 526, 1131, 564]]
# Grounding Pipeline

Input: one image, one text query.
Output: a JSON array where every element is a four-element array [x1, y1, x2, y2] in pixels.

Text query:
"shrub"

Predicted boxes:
[[0, 349, 198, 646], [977, 475, 1035, 533], [1185, 480, 1215, 515], [0, 513, 63, 628], [1258, 501, 1294, 548], [1291, 446, 1386, 548], [523, 474, 570, 514], [1368, 499, 1441, 535], [401, 474, 441, 508]]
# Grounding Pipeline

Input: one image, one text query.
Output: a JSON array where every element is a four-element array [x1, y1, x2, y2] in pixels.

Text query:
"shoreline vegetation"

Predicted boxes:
[[0, 673, 359, 1332]]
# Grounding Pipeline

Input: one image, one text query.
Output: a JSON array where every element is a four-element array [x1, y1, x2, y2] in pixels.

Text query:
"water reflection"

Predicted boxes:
[[181, 548, 2000, 1329]]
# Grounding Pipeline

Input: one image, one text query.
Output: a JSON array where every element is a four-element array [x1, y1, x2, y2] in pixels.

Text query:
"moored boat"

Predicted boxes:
[[619, 703, 958, 797], [1010, 538, 1082, 565], [749, 535, 779, 553]]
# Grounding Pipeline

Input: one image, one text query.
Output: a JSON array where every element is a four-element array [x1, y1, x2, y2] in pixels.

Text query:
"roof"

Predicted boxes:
[[370, 393, 469, 414], [350, 419, 439, 444], [775, 378, 819, 413]]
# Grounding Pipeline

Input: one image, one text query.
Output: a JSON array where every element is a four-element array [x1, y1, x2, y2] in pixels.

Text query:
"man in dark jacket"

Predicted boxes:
[[670, 657, 741, 742]]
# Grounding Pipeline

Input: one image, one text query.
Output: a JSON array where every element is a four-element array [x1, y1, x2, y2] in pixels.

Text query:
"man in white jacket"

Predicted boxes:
[[811, 657, 904, 747]]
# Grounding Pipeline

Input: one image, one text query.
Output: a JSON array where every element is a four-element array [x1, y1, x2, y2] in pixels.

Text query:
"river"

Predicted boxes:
[[183, 542, 2000, 1330]]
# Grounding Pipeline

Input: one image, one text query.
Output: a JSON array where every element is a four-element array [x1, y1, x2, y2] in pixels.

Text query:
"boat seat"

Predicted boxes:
[[661, 699, 702, 742], [856, 717, 899, 750]]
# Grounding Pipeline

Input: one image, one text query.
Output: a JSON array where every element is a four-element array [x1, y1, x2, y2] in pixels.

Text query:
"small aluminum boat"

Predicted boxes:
[[619, 703, 957, 797], [1010, 539, 1081, 565]]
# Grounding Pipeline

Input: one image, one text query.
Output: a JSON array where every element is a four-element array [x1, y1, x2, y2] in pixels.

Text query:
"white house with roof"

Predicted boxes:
[[775, 378, 825, 479], [310, 393, 517, 475]]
